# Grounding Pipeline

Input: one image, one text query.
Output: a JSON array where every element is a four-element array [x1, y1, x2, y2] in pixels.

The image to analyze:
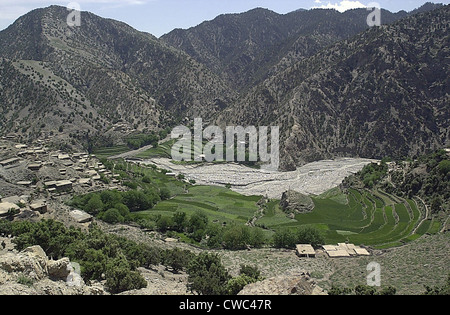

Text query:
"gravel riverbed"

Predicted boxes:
[[142, 157, 378, 199]]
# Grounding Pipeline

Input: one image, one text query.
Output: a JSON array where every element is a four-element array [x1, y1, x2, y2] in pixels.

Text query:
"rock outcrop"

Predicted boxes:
[[0, 245, 106, 295], [238, 272, 327, 295], [280, 190, 315, 216]]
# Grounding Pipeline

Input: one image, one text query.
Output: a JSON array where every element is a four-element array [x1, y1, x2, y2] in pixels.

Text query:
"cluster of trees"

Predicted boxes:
[[424, 274, 450, 295], [139, 210, 267, 250], [0, 219, 147, 293], [126, 133, 159, 150], [272, 226, 325, 249], [329, 274, 450, 295], [71, 188, 325, 251], [138, 210, 326, 251], [384, 150, 449, 213], [186, 253, 263, 295], [0, 219, 262, 295], [358, 159, 389, 188], [125, 129, 170, 150], [346, 150, 449, 214], [70, 188, 167, 224]]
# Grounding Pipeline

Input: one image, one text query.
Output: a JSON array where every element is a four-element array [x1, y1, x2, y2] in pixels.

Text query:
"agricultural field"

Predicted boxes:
[[73, 152, 441, 251], [126, 160, 438, 249], [255, 187, 440, 249], [93, 145, 131, 159], [133, 185, 262, 228]]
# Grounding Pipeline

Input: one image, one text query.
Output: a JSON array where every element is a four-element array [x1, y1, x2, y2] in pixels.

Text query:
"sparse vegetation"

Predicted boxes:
[[0, 3, 448, 297]]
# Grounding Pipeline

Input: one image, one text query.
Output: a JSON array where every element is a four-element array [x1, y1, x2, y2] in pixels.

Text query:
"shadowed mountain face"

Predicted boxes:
[[0, 4, 448, 168], [217, 6, 449, 169], [161, 7, 411, 91]]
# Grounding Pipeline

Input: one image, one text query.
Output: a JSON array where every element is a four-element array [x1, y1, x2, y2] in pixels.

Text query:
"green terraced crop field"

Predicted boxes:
[[119, 159, 438, 250], [133, 185, 262, 226], [131, 171, 438, 249], [93, 145, 131, 159], [254, 188, 439, 249]]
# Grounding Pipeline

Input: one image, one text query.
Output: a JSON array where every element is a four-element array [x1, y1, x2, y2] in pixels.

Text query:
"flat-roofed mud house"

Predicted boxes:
[[296, 244, 316, 258], [0, 158, 20, 167]]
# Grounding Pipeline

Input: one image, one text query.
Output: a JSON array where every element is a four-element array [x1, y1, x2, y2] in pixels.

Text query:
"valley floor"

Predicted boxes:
[[143, 157, 378, 199]]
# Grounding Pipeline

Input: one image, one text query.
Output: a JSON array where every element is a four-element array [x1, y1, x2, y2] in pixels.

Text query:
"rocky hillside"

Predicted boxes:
[[0, 5, 235, 145], [0, 244, 106, 295], [238, 272, 326, 295], [162, 7, 411, 92], [218, 5, 449, 169], [0, 4, 447, 168]]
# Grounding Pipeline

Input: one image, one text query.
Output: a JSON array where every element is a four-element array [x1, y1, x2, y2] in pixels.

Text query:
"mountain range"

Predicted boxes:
[[0, 3, 448, 169]]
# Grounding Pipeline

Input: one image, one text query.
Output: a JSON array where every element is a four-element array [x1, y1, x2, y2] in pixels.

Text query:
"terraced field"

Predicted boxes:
[[130, 175, 439, 249], [256, 188, 441, 249], [112, 155, 439, 250], [93, 145, 131, 159], [133, 185, 262, 227]]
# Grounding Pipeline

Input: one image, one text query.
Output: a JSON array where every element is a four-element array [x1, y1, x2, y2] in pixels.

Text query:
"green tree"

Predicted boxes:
[[249, 228, 266, 248], [141, 245, 161, 268], [296, 226, 325, 248], [424, 274, 450, 295], [100, 190, 123, 209], [328, 285, 352, 295], [273, 228, 297, 249], [159, 187, 171, 200], [162, 248, 194, 273], [223, 225, 251, 250], [172, 211, 187, 232], [101, 208, 124, 224], [226, 265, 263, 295], [187, 253, 231, 295], [122, 190, 154, 212], [156, 215, 173, 232], [85, 194, 104, 216], [431, 196, 443, 213], [378, 286, 397, 295], [105, 254, 147, 294], [227, 275, 255, 295], [114, 203, 130, 219], [205, 223, 224, 248], [187, 211, 208, 233], [12, 219, 83, 259], [438, 160, 450, 175], [239, 265, 262, 281]]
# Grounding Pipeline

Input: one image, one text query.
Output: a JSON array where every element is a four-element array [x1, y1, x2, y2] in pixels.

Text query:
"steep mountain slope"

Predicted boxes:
[[218, 6, 449, 170], [0, 4, 447, 167], [0, 6, 235, 146], [161, 7, 409, 91]]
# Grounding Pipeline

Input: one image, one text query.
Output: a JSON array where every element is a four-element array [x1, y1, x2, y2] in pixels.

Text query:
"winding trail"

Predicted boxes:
[[413, 196, 430, 234]]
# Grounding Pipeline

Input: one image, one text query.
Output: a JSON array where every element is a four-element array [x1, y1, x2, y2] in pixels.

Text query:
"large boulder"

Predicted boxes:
[[0, 245, 107, 295], [48, 257, 72, 280], [0, 245, 48, 280], [280, 190, 315, 216]]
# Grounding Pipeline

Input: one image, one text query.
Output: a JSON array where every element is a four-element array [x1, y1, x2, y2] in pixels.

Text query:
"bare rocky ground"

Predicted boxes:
[[1, 213, 448, 295], [143, 157, 378, 199], [102, 223, 450, 295], [0, 242, 106, 295]]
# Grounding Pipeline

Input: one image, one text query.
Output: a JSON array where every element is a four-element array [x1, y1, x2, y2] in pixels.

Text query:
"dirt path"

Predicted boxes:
[[109, 144, 154, 160], [109, 136, 172, 160], [413, 196, 429, 234]]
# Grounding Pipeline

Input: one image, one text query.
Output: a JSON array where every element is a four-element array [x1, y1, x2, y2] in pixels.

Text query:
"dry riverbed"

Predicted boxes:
[[142, 158, 377, 199]]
